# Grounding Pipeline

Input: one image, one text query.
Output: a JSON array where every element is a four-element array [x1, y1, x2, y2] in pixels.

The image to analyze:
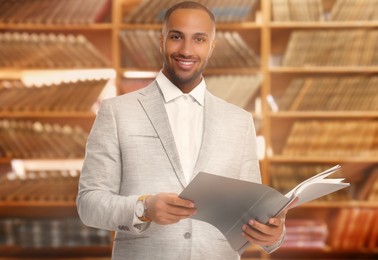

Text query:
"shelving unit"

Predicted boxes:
[[259, 0, 378, 259], [0, 0, 115, 258], [0, 0, 377, 259]]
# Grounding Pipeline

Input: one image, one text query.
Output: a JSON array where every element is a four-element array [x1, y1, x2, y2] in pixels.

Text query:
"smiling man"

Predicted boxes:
[[77, 1, 286, 260], [160, 3, 216, 94]]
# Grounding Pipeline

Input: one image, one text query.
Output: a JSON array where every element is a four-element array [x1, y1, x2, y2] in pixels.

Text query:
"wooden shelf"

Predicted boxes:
[[268, 156, 378, 164], [268, 247, 378, 258], [119, 21, 263, 30], [0, 246, 112, 258], [293, 201, 378, 209], [0, 202, 77, 218], [270, 21, 378, 28], [0, 111, 96, 118], [269, 66, 378, 73], [0, 23, 114, 30], [268, 111, 378, 118]]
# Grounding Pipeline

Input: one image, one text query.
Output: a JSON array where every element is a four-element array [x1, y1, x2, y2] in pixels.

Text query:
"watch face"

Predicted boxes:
[[136, 200, 145, 217]]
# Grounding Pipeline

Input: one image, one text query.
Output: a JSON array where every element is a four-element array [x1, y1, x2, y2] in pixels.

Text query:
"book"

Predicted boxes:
[[282, 219, 328, 249], [206, 74, 261, 108], [123, 0, 256, 24], [271, 0, 291, 21], [0, 217, 111, 248], [0, 0, 111, 24], [179, 165, 349, 254], [0, 32, 109, 68], [0, 120, 87, 160]]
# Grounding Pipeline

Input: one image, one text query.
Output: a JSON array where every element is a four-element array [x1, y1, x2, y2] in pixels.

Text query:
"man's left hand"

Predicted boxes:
[[241, 211, 286, 247]]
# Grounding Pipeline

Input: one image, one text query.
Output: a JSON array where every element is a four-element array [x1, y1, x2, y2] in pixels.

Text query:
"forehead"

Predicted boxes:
[[166, 8, 214, 36]]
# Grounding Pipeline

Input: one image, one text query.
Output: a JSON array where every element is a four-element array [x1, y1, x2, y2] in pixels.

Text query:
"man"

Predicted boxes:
[[77, 1, 286, 259]]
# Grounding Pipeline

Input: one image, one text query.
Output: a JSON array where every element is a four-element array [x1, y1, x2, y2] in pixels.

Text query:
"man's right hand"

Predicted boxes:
[[145, 193, 197, 225]]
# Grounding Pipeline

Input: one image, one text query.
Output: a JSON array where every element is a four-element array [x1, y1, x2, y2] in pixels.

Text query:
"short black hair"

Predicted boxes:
[[163, 1, 215, 24]]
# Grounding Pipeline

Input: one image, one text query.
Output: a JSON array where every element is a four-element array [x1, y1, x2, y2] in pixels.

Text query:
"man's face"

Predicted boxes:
[[160, 8, 216, 92]]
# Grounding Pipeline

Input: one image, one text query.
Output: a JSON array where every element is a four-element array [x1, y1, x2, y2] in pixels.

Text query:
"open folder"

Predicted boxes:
[[179, 165, 349, 254]]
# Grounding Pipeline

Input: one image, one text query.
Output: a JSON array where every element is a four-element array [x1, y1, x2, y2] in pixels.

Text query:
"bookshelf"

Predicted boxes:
[[0, 0, 377, 259], [261, 0, 378, 259], [0, 0, 115, 258]]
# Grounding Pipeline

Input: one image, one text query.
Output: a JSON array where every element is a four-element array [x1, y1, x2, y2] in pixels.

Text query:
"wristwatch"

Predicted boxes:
[[135, 195, 151, 222]]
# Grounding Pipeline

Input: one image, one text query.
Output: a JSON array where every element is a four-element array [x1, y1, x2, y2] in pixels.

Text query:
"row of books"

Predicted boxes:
[[331, 207, 377, 250], [368, 177, 378, 202], [0, 0, 111, 24], [354, 167, 378, 202], [123, 0, 258, 24], [272, 0, 323, 22], [120, 30, 259, 69], [0, 217, 110, 248], [277, 76, 378, 111], [0, 32, 109, 68], [0, 120, 87, 159], [330, 0, 378, 21], [281, 120, 378, 157], [0, 79, 107, 112], [272, 0, 378, 22], [282, 30, 378, 67], [206, 74, 261, 108], [281, 219, 328, 249], [0, 170, 79, 202], [270, 164, 350, 202]]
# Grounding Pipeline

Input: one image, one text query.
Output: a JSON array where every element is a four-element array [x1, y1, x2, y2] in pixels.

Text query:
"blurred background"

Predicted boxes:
[[0, 0, 377, 259]]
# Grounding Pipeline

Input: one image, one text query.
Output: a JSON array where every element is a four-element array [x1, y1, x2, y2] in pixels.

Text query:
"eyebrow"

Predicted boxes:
[[168, 30, 209, 38]]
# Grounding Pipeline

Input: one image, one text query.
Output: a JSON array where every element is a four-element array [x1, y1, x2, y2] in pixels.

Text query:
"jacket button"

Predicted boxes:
[[118, 225, 129, 231], [184, 232, 191, 239]]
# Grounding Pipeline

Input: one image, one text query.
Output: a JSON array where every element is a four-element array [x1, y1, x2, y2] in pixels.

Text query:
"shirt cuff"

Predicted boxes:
[[132, 198, 151, 232], [261, 225, 286, 253]]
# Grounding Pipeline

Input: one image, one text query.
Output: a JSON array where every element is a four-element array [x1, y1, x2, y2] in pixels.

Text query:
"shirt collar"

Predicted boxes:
[[156, 70, 206, 106]]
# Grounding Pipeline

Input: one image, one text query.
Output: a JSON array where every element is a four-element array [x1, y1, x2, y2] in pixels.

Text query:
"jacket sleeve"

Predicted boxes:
[[239, 114, 261, 184], [76, 99, 150, 235]]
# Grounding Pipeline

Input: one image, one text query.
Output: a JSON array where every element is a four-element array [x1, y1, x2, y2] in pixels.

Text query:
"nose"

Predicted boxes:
[[178, 39, 193, 57]]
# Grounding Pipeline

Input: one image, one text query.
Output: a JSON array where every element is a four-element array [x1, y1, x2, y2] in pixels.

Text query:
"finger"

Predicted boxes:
[[166, 205, 197, 217], [166, 194, 195, 209], [268, 217, 284, 227], [248, 219, 272, 233], [242, 224, 270, 244], [148, 195, 196, 223], [248, 219, 282, 238], [158, 206, 196, 224], [152, 208, 187, 225]]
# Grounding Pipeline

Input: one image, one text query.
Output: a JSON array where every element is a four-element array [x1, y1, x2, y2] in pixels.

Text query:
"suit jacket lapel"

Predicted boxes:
[[137, 82, 186, 188], [193, 91, 222, 180]]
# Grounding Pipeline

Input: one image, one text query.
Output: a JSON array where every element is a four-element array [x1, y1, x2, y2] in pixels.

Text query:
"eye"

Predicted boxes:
[[195, 36, 207, 43], [170, 34, 182, 40]]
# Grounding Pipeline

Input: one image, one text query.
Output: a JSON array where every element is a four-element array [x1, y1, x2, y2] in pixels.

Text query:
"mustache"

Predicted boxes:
[[172, 53, 197, 60]]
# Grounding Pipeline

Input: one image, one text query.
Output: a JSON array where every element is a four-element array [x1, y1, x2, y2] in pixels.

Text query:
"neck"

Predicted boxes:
[[178, 84, 196, 94]]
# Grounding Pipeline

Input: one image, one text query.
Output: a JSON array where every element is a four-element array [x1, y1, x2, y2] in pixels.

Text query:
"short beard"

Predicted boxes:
[[163, 57, 209, 89]]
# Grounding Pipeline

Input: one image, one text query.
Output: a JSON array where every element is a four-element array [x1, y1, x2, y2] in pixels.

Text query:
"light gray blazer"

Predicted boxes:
[[77, 81, 262, 260]]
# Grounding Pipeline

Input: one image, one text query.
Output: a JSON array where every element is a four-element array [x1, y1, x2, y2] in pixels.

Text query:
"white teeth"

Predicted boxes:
[[179, 61, 194, 65]]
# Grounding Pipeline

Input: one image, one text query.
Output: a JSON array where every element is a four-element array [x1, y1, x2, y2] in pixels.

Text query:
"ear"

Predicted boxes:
[[208, 39, 216, 58], [159, 33, 164, 54]]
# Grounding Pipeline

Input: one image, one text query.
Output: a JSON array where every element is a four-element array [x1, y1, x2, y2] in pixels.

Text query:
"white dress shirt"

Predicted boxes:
[[134, 71, 205, 228], [156, 71, 205, 184]]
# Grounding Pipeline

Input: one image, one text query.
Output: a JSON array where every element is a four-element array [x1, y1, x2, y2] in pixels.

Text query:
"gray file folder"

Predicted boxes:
[[179, 165, 349, 254]]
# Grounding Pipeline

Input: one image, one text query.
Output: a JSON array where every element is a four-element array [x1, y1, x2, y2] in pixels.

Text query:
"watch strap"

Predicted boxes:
[[137, 195, 152, 222]]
